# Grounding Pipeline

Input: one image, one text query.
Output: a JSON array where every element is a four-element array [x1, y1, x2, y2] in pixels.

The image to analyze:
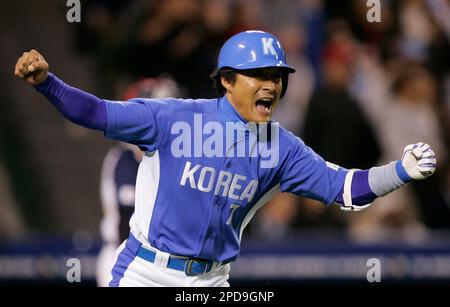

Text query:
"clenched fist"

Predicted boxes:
[[14, 49, 49, 86], [401, 142, 436, 180]]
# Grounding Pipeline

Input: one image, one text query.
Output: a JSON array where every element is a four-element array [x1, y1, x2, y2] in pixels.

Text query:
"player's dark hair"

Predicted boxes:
[[210, 68, 237, 96], [211, 68, 290, 98]]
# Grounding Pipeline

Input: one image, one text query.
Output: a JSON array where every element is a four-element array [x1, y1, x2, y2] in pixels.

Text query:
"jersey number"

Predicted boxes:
[[226, 204, 240, 225]]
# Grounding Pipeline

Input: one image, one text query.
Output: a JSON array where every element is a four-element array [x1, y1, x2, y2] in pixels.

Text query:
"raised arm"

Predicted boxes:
[[280, 138, 436, 211], [334, 142, 436, 211], [14, 49, 173, 152], [14, 49, 107, 131]]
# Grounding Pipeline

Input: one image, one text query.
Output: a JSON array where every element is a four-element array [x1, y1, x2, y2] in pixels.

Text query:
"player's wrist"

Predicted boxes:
[[34, 72, 54, 91], [395, 160, 412, 183]]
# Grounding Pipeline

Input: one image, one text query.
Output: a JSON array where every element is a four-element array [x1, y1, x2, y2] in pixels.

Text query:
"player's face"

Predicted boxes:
[[223, 68, 283, 123]]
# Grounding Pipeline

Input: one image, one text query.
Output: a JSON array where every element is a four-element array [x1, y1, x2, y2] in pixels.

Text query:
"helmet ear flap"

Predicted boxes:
[[280, 73, 289, 98]]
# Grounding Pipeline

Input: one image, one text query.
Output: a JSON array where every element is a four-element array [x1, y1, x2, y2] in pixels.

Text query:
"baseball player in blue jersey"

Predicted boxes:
[[15, 30, 436, 287]]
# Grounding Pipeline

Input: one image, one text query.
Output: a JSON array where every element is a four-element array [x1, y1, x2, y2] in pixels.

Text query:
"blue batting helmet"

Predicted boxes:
[[218, 30, 295, 73], [217, 30, 295, 97]]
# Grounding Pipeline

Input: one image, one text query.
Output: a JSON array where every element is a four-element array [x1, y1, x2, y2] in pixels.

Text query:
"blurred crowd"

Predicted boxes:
[[1, 0, 449, 244], [74, 0, 450, 243]]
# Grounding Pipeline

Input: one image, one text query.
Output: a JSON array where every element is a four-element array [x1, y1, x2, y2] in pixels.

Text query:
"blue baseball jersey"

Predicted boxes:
[[104, 96, 347, 263]]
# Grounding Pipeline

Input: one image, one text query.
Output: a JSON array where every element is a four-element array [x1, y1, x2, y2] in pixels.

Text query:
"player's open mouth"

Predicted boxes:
[[255, 98, 273, 115]]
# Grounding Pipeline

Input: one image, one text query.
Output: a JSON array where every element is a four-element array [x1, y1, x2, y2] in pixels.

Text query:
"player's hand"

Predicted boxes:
[[14, 49, 49, 86], [401, 142, 436, 180]]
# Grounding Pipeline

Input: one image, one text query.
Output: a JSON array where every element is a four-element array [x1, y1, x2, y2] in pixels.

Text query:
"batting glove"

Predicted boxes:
[[400, 142, 436, 181]]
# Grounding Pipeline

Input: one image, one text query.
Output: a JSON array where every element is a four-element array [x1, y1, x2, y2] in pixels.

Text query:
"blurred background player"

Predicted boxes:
[[96, 76, 182, 287]]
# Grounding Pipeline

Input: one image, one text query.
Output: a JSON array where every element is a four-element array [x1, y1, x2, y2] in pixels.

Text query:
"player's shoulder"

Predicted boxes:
[[128, 97, 218, 113]]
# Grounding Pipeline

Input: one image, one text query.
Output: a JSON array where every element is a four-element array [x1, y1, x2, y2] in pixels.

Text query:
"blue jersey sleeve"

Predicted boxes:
[[280, 138, 347, 205], [104, 98, 175, 152], [35, 73, 107, 131]]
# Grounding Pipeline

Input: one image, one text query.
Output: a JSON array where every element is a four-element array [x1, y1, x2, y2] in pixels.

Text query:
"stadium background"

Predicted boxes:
[[0, 0, 449, 285]]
